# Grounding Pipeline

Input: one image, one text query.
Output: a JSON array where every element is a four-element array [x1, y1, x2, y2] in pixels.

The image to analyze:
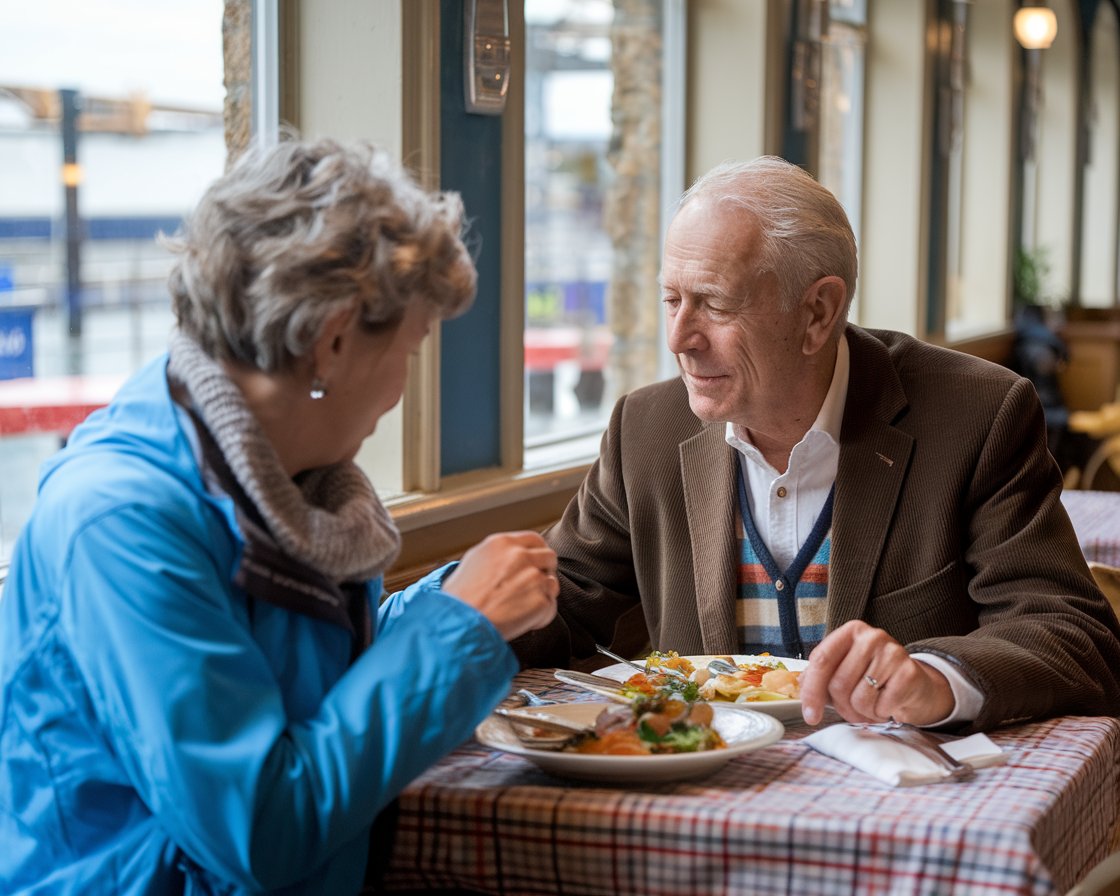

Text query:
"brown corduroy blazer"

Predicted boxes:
[[515, 325, 1120, 731]]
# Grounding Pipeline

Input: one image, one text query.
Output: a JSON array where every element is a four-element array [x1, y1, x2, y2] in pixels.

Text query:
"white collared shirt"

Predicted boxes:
[[725, 337, 849, 571], [723, 333, 982, 724]]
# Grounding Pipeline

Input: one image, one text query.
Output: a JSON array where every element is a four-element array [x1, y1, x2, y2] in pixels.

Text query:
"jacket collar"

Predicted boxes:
[[829, 326, 913, 626], [680, 422, 741, 652]]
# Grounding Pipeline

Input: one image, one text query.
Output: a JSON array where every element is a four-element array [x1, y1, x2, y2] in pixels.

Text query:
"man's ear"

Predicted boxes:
[[802, 275, 847, 356], [309, 305, 358, 384]]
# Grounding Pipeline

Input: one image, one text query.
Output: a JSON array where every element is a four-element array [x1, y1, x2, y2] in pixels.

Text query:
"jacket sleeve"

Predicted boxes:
[[908, 377, 1120, 729], [61, 506, 516, 892]]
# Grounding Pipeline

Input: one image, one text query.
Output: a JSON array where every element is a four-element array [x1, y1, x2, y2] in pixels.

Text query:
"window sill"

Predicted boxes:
[[383, 461, 588, 590]]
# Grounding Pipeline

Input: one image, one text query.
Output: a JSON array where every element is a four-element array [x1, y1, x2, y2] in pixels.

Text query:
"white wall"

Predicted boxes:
[[295, 0, 406, 491], [1030, 0, 1079, 304], [951, 0, 1014, 338], [296, 0, 404, 152], [686, 0, 776, 180], [858, 0, 929, 334]]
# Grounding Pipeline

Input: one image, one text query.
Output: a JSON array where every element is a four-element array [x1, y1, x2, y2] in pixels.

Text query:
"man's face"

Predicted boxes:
[[660, 197, 806, 430]]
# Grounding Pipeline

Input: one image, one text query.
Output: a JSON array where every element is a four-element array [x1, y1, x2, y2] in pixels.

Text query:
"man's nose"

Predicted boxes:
[[667, 306, 705, 353]]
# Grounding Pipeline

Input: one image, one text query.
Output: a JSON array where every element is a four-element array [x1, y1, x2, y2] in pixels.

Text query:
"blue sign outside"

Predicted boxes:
[[0, 307, 33, 380]]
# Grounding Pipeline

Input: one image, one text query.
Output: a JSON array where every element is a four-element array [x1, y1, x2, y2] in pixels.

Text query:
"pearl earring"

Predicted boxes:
[[309, 378, 327, 400]]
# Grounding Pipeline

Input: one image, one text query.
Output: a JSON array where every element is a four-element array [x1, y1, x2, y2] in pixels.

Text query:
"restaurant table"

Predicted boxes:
[[1061, 489, 1120, 567], [376, 670, 1120, 896]]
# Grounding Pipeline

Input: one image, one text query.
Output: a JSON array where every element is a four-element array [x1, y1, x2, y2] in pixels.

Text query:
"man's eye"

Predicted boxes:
[[662, 296, 681, 309]]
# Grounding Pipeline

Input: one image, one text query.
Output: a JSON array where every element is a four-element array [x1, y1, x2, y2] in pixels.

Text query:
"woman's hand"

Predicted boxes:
[[442, 531, 559, 641], [799, 620, 955, 727]]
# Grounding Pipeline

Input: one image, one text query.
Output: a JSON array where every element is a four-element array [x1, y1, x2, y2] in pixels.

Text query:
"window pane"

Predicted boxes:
[[819, 17, 866, 315], [524, 0, 667, 464], [1080, 3, 1120, 308], [0, 1, 226, 561], [945, 0, 1014, 339]]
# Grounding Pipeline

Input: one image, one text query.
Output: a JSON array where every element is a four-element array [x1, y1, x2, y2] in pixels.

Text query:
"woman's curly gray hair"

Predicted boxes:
[[165, 138, 476, 372]]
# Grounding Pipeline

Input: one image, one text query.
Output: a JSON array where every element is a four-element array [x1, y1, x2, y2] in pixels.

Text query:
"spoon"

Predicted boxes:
[[513, 688, 556, 707], [506, 685, 557, 707], [707, 658, 741, 676]]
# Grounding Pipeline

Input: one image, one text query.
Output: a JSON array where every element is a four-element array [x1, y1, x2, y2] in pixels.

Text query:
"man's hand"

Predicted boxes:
[[442, 531, 559, 641], [799, 620, 955, 727]]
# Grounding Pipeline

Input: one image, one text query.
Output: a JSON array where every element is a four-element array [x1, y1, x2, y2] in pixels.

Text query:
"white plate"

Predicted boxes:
[[476, 701, 784, 783], [593, 654, 809, 723]]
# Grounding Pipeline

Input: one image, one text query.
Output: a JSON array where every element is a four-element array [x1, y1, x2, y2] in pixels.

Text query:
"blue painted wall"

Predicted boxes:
[[439, 0, 504, 476]]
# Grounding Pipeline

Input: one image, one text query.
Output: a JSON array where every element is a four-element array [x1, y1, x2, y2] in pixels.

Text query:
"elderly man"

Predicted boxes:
[[515, 156, 1120, 732]]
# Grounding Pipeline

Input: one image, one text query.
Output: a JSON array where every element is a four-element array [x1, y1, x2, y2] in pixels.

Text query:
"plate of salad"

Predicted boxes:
[[590, 651, 809, 723], [476, 699, 783, 783]]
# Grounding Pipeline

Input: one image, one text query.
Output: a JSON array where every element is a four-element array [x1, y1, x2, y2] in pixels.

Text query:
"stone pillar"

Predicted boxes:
[[605, 0, 664, 396], [223, 0, 252, 164]]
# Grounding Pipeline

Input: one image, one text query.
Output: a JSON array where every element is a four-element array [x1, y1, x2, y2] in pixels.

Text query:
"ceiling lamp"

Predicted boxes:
[[1014, 6, 1058, 49]]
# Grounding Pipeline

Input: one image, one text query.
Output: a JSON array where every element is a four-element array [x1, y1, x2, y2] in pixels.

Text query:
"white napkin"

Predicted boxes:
[[803, 723, 1007, 786]]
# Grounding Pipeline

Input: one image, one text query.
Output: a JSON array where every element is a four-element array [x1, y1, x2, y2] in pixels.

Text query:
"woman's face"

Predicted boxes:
[[326, 301, 434, 463]]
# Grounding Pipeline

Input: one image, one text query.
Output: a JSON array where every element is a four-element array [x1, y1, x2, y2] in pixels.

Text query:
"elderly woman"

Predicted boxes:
[[0, 139, 558, 894]]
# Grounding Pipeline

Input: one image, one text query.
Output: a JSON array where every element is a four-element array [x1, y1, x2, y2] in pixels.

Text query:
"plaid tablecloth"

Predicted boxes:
[[1061, 489, 1120, 566], [379, 670, 1120, 896]]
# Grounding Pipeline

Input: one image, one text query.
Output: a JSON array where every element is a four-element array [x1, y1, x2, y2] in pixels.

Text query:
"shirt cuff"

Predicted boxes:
[[910, 652, 984, 725]]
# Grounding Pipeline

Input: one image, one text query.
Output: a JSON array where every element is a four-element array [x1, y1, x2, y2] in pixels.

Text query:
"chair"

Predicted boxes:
[[1082, 434, 1120, 491], [1089, 562, 1120, 621], [1067, 851, 1120, 895]]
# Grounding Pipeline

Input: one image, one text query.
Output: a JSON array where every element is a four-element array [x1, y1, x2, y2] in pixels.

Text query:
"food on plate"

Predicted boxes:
[[568, 693, 724, 755], [628, 651, 803, 704]]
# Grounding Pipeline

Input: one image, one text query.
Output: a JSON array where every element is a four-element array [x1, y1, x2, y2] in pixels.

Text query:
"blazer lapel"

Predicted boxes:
[[680, 424, 740, 652], [829, 327, 913, 628]]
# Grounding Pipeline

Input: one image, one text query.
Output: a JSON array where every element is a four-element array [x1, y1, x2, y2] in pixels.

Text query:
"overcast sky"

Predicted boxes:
[[0, 0, 224, 110]]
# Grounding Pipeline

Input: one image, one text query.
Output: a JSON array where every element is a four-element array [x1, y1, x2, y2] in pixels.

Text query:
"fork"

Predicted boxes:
[[871, 722, 974, 781], [594, 644, 689, 679]]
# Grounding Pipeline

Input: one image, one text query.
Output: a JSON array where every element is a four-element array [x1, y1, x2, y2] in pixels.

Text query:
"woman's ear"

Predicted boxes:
[[802, 275, 847, 356], [309, 305, 358, 386]]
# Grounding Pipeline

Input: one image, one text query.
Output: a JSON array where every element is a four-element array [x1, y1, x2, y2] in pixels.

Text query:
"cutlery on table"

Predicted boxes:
[[492, 706, 594, 750], [507, 688, 555, 707], [593, 643, 689, 680], [870, 721, 974, 780], [706, 658, 741, 676], [553, 668, 630, 702]]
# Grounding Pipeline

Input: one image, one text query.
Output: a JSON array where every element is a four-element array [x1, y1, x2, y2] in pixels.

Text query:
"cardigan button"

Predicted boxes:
[[775, 579, 785, 591]]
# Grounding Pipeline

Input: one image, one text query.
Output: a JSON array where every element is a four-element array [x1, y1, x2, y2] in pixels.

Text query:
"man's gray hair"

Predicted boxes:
[[165, 137, 476, 372], [679, 156, 858, 312]]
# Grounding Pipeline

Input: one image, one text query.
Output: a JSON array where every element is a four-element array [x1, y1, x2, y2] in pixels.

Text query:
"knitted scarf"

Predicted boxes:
[[166, 331, 401, 651]]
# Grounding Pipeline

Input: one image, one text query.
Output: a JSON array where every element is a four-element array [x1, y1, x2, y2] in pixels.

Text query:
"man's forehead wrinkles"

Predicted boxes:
[[666, 257, 731, 286], [671, 269, 738, 303]]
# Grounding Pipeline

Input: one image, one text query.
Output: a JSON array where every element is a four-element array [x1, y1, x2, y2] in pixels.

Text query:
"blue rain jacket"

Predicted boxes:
[[0, 355, 517, 894]]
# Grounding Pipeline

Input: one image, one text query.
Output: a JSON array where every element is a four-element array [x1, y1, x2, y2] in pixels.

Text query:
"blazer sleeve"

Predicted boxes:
[[908, 376, 1120, 729]]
